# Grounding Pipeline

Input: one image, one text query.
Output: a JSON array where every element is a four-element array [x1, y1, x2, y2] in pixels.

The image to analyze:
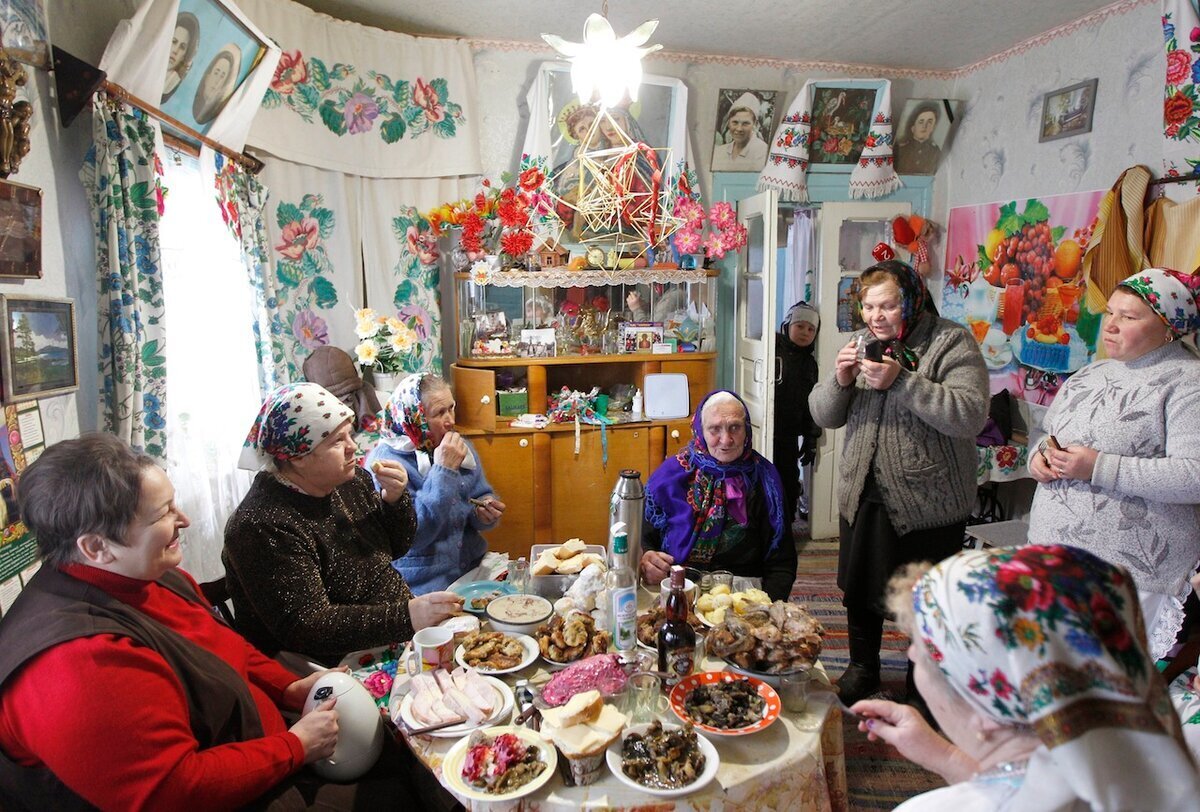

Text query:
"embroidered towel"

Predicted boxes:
[[758, 79, 901, 202]]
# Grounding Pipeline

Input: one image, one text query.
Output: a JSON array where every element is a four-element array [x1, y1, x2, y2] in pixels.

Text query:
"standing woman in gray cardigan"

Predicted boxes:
[[809, 250, 988, 706], [1029, 268, 1200, 663]]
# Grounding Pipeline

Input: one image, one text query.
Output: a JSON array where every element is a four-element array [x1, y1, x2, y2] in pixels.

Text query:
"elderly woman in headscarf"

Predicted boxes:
[[854, 544, 1200, 811], [809, 248, 989, 706], [222, 382, 462, 666], [366, 374, 505, 594], [1028, 268, 1200, 663], [302, 345, 383, 459], [640, 389, 795, 601]]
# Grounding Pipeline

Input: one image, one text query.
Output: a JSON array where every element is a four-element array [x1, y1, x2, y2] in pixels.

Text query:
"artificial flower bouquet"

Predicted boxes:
[[671, 200, 749, 261], [353, 307, 421, 373]]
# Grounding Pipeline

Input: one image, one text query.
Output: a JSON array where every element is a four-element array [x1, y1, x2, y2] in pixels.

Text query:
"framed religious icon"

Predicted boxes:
[[894, 98, 963, 175], [532, 62, 689, 251], [159, 0, 268, 135], [0, 0, 49, 69], [0, 295, 78, 403], [711, 88, 778, 172], [1039, 79, 1098, 143], [0, 179, 39, 279]]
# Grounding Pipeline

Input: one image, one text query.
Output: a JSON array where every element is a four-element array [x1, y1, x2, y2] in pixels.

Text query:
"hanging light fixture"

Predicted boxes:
[[542, 2, 662, 108]]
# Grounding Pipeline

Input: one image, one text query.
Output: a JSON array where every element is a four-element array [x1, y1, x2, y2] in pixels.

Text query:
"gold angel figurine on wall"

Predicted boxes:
[[0, 50, 32, 178]]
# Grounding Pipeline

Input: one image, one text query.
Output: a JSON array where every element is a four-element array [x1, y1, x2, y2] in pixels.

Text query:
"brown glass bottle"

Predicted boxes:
[[657, 565, 696, 688]]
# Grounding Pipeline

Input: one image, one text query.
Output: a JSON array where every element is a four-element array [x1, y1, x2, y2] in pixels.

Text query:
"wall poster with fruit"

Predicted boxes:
[[941, 191, 1104, 407]]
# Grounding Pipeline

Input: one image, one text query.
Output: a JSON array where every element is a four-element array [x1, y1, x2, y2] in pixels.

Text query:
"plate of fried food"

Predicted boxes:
[[452, 580, 517, 614], [694, 585, 771, 627], [635, 605, 706, 651], [606, 720, 719, 798], [669, 671, 780, 737], [455, 630, 539, 675], [443, 725, 556, 802], [707, 600, 824, 686], [536, 610, 612, 668]]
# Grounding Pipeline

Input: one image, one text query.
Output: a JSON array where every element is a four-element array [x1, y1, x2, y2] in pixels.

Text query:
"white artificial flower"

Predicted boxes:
[[354, 307, 376, 322], [355, 318, 381, 339], [389, 325, 416, 354], [354, 341, 379, 365]]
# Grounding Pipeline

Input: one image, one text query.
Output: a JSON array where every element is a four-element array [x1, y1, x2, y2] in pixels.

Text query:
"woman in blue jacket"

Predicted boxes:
[[367, 373, 505, 593]]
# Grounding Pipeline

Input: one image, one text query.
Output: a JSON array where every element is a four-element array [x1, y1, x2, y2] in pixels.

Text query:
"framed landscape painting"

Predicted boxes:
[[0, 295, 77, 403]]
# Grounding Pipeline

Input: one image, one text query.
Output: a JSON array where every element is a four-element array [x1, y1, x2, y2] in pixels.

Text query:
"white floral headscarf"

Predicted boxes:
[[913, 544, 1198, 810], [238, 382, 353, 471]]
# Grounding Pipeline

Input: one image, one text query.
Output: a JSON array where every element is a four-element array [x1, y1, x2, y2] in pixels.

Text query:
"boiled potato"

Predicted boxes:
[[708, 607, 726, 625], [696, 594, 717, 613]]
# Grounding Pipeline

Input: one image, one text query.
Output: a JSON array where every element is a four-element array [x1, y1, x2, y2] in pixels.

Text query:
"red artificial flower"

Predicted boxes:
[[497, 190, 528, 228], [1165, 91, 1194, 126], [462, 212, 485, 235], [500, 230, 534, 256]]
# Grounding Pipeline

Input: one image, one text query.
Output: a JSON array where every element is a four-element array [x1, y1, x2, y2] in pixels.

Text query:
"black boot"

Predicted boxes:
[[839, 605, 885, 705], [836, 661, 881, 705]]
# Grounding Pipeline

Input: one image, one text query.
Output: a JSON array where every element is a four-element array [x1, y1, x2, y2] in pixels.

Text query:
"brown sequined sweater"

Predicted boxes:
[[222, 468, 418, 665]]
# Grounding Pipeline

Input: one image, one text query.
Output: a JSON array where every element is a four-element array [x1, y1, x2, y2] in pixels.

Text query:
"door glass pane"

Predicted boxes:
[[836, 218, 891, 333], [741, 213, 765, 340], [745, 276, 763, 340]]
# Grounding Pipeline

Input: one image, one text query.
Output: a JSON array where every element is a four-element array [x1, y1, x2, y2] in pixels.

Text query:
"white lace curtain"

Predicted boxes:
[[160, 149, 262, 581]]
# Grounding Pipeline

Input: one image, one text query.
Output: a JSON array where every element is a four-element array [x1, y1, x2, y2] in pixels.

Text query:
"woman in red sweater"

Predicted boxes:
[[0, 434, 372, 810]]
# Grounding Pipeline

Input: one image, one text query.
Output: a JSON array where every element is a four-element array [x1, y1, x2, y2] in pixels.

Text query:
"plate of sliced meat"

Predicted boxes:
[[397, 667, 515, 738]]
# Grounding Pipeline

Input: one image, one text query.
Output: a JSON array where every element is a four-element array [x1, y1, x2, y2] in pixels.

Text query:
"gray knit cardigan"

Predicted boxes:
[[808, 316, 990, 535]]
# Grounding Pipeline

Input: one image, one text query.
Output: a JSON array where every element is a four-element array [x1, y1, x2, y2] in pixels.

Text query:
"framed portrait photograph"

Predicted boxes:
[[808, 85, 878, 165], [894, 99, 964, 175], [711, 88, 778, 173], [621, 322, 663, 353], [1039, 79, 1098, 143], [159, 0, 269, 135], [0, 0, 49, 69], [519, 327, 556, 358], [0, 295, 78, 403], [537, 63, 688, 249], [0, 180, 39, 279]]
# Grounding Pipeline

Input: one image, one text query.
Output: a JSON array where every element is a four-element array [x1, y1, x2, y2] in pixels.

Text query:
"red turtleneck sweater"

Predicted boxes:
[[0, 565, 306, 810]]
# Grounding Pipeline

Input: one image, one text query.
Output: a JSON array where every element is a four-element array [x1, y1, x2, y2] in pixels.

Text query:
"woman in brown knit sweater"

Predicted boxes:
[[222, 382, 462, 666]]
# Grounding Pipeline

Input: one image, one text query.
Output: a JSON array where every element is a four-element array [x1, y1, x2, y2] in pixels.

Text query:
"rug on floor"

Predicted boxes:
[[791, 537, 946, 810]]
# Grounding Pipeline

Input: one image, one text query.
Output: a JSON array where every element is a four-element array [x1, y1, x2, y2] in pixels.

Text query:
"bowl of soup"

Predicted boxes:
[[485, 594, 554, 635]]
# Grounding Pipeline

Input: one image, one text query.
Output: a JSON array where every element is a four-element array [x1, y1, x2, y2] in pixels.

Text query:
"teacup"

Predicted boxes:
[[659, 577, 697, 608], [403, 626, 455, 675], [982, 329, 1008, 358]]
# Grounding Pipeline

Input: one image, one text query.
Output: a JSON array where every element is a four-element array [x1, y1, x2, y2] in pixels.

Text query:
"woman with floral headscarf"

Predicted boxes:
[[809, 248, 989, 706], [366, 374, 505, 594], [641, 389, 795, 601], [853, 544, 1200, 811], [223, 383, 462, 666], [1029, 268, 1200, 663]]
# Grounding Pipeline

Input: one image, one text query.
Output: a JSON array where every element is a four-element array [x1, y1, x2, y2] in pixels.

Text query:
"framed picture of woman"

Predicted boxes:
[[158, 0, 267, 135], [711, 88, 778, 172]]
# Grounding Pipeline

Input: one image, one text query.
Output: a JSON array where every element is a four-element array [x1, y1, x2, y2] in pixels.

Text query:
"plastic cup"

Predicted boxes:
[[780, 670, 811, 713], [508, 558, 529, 594]]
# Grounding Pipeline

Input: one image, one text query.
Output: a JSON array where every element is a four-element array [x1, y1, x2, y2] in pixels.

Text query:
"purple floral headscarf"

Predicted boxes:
[[645, 390, 785, 563], [381, 373, 433, 452], [239, 382, 353, 470]]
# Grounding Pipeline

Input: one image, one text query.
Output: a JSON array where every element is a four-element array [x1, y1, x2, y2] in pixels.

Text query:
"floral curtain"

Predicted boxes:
[[1162, 0, 1200, 196], [79, 94, 168, 462], [212, 151, 290, 393]]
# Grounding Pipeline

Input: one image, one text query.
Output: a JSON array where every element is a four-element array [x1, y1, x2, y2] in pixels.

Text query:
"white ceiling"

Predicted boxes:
[[289, 0, 1123, 72]]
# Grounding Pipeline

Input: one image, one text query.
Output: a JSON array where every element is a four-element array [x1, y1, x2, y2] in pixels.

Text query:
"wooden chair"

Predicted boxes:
[[198, 576, 236, 626]]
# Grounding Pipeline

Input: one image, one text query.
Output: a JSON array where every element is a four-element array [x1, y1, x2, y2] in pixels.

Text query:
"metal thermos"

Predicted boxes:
[[610, 469, 645, 560]]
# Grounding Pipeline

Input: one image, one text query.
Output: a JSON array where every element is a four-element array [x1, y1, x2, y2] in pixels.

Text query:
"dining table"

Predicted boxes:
[[373, 557, 849, 811]]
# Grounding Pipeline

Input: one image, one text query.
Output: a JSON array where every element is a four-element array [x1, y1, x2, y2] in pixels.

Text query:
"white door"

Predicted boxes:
[[735, 190, 778, 456], [809, 201, 911, 541]]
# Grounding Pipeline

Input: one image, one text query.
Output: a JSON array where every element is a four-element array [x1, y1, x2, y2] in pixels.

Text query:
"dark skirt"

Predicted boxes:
[[837, 478, 965, 613]]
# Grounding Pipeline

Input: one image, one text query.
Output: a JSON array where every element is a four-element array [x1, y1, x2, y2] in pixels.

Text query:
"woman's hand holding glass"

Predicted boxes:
[[835, 339, 862, 387], [433, 432, 468, 470], [372, 459, 409, 503], [410, 591, 464, 630], [859, 356, 901, 391]]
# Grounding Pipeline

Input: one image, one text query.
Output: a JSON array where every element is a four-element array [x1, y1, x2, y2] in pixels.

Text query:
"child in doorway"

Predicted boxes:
[[774, 301, 820, 526]]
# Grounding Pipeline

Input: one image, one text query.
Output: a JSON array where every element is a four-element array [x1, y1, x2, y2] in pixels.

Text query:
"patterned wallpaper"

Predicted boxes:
[[943, 2, 1164, 208]]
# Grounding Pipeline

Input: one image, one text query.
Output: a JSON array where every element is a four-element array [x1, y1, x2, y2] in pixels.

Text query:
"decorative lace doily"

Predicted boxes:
[[466, 267, 710, 288]]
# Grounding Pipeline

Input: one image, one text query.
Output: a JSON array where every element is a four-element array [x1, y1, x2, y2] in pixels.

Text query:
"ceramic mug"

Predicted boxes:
[[403, 627, 455, 674]]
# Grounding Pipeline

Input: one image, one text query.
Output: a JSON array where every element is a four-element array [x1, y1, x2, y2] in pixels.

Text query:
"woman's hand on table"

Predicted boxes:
[[372, 460, 409, 503], [411, 591, 464, 630], [434, 432, 468, 470], [835, 340, 861, 387], [640, 550, 674, 585], [1045, 445, 1098, 482], [290, 697, 340, 763], [853, 698, 976, 782], [1029, 445, 1059, 484], [282, 666, 350, 712], [859, 357, 901, 391], [473, 495, 506, 523]]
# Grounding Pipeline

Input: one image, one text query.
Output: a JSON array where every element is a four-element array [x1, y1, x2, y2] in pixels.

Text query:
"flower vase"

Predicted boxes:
[[372, 371, 399, 394]]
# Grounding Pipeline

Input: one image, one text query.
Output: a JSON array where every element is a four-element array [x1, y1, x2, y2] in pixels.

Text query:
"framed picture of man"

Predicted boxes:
[[711, 88, 777, 172], [894, 98, 963, 175], [158, 0, 268, 135]]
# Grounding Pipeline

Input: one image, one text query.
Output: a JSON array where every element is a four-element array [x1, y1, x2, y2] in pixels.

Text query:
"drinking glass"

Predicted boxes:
[[780, 670, 811, 714], [630, 672, 661, 724], [698, 572, 716, 596], [693, 631, 707, 671], [710, 570, 734, 592], [508, 558, 529, 594]]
